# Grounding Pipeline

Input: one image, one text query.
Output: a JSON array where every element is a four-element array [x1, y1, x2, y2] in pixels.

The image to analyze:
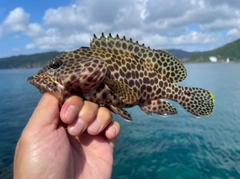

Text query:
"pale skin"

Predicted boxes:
[[14, 92, 120, 179]]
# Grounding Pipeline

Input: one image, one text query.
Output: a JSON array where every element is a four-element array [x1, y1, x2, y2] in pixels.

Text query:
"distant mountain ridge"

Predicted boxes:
[[0, 51, 63, 69], [0, 38, 239, 69], [164, 49, 196, 60]]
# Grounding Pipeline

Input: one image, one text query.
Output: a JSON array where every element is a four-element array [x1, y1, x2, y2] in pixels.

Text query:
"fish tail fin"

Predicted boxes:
[[178, 86, 215, 117]]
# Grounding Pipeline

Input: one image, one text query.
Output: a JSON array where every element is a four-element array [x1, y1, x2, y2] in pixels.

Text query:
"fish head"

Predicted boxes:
[[28, 73, 65, 103], [28, 48, 108, 102]]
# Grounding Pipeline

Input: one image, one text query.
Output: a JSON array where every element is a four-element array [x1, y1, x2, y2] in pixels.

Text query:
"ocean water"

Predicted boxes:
[[0, 63, 240, 178]]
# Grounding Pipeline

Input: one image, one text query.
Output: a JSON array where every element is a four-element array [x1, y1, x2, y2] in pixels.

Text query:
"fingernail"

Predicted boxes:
[[107, 125, 117, 136], [65, 105, 78, 124], [68, 118, 85, 136], [88, 119, 102, 134]]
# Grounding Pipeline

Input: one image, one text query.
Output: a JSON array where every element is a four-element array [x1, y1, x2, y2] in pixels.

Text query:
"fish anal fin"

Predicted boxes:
[[107, 104, 132, 121], [104, 79, 139, 104], [140, 99, 178, 117]]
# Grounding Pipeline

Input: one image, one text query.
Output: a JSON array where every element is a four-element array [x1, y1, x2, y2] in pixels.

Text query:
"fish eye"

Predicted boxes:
[[50, 59, 63, 69]]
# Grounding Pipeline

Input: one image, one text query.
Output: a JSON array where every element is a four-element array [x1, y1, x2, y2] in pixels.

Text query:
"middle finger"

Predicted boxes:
[[87, 107, 112, 135], [68, 101, 99, 136]]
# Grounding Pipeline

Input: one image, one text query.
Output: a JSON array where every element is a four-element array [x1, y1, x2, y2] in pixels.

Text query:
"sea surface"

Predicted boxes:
[[0, 63, 240, 178]]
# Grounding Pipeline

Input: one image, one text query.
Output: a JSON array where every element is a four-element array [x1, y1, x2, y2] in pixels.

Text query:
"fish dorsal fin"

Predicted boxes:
[[90, 33, 187, 83], [104, 78, 139, 104]]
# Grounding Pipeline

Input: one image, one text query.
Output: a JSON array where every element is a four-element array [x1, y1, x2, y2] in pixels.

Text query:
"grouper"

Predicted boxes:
[[28, 33, 215, 120]]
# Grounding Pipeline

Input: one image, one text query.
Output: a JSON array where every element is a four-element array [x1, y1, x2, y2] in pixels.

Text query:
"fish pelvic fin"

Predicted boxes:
[[178, 86, 215, 117], [107, 104, 132, 121]]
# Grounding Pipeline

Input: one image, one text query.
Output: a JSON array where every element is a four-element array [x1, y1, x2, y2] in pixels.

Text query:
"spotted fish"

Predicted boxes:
[[28, 33, 214, 120]]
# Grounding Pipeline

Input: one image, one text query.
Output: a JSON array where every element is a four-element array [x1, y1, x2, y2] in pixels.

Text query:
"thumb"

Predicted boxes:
[[27, 92, 60, 130]]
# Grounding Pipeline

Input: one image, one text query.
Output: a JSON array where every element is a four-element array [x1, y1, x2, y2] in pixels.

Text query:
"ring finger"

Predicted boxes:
[[87, 107, 112, 135]]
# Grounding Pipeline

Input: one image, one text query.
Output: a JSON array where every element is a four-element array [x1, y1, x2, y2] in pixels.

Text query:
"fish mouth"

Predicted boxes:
[[27, 73, 65, 103]]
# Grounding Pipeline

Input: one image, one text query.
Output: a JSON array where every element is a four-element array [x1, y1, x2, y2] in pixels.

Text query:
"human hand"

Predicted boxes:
[[14, 92, 120, 179]]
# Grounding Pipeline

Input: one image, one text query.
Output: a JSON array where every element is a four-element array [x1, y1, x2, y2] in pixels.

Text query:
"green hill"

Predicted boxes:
[[0, 51, 63, 69], [189, 39, 240, 62]]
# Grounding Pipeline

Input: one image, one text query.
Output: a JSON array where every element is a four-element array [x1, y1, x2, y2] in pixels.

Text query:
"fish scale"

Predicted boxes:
[[28, 33, 214, 120], [91, 33, 187, 83]]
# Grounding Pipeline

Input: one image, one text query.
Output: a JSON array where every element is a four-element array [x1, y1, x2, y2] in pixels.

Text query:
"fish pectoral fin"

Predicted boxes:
[[140, 99, 178, 117], [104, 79, 139, 104], [107, 104, 132, 121]]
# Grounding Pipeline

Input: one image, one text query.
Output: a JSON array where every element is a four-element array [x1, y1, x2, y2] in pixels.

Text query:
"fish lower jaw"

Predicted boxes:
[[53, 83, 65, 104], [40, 81, 66, 104]]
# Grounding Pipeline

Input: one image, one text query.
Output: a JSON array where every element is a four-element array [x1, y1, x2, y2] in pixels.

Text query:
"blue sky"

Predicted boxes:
[[0, 0, 240, 58]]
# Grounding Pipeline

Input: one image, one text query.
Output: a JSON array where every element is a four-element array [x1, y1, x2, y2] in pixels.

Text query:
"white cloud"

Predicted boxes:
[[201, 19, 240, 32], [0, 7, 44, 38], [43, 5, 87, 29], [26, 23, 45, 38], [227, 28, 240, 39], [12, 48, 20, 52], [2, 7, 29, 32], [25, 43, 36, 49], [140, 31, 222, 51], [0, 0, 240, 54]]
